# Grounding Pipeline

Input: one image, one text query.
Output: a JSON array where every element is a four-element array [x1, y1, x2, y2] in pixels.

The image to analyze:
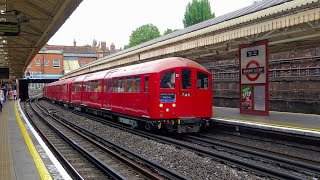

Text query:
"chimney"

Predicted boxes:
[[110, 43, 115, 51], [101, 41, 106, 51], [73, 39, 76, 46]]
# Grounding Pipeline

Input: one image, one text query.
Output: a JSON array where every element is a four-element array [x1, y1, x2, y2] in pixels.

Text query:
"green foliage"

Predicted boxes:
[[163, 28, 178, 35], [183, 0, 214, 28], [125, 24, 160, 49]]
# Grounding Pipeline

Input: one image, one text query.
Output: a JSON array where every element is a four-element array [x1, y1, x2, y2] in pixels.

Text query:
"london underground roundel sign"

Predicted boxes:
[[240, 45, 267, 84], [239, 39, 269, 116]]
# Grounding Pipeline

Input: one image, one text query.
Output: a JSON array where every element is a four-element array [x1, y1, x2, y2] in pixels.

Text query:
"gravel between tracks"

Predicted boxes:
[[208, 132, 320, 162], [40, 100, 269, 180]]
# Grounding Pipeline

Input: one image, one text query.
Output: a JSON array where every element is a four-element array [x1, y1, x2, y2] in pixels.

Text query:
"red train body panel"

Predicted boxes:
[[43, 57, 212, 133]]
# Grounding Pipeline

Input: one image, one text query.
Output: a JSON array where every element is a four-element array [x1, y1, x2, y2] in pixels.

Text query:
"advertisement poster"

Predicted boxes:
[[241, 85, 252, 110]]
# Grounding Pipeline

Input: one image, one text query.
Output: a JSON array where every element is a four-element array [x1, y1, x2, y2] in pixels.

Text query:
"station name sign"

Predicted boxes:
[[242, 67, 264, 74], [0, 22, 20, 36]]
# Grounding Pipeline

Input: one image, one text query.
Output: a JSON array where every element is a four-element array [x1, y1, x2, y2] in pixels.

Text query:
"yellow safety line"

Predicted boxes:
[[14, 102, 52, 180], [214, 116, 320, 133]]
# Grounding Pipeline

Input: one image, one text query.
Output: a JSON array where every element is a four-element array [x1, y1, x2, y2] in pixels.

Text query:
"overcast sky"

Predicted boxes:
[[48, 0, 254, 49]]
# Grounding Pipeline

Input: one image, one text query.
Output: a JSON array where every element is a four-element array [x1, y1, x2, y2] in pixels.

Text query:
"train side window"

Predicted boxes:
[[97, 80, 102, 92], [144, 76, 149, 92], [160, 70, 175, 89], [87, 81, 90, 92], [118, 78, 125, 92], [133, 76, 140, 92], [182, 69, 191, 89], [82, 82, 86, 92], [113, 78, 118, 92], [125, 77, 133, 92], [104, 80, 107, 92], [108, 79, 113, 92], [197, 71, 209, 89], [91, 81, 95, 92], [62, 84, 67, 92]]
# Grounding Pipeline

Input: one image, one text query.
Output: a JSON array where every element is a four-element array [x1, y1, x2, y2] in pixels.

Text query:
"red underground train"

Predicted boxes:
[[43, 57, 212, 133]]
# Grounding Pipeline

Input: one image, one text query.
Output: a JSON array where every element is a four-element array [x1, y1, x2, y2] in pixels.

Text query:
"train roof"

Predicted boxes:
[[84, 71, 109, 81], [72, 74, 89, 83], [55, 77, 75, 85], [109, 57, 209, 77], [50, 57, 209, 85]]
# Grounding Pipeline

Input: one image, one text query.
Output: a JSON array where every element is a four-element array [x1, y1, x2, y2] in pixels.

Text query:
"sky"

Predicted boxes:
[[48, 0, 254, 49]]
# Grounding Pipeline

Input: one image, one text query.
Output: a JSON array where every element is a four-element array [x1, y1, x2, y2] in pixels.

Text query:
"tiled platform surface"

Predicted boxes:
[[0, 100, 70, 180], [212, 106, 320, 137]]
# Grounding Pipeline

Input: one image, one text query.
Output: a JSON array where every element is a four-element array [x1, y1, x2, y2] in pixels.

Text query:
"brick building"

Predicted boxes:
[[25, 40, 120, 93], [25, 39, 120, 79]]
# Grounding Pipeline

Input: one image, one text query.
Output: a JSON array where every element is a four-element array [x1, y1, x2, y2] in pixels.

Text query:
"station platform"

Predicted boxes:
[[0, 100, 71, 180], [212, 106, 320, 137]]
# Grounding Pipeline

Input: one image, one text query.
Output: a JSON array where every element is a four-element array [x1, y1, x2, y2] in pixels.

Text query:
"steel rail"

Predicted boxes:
[[30, 99, 126, 180], [36, 99, 188, 180]]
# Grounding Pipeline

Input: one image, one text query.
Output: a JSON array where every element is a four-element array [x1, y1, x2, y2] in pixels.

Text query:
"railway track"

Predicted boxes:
[[27, 98, 188, 180], [181, 134, 320, 179], [30, 101, 188, 179], [38, 98, 320, 180]]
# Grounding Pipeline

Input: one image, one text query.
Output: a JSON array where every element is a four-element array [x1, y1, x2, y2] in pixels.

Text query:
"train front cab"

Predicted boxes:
[[156, 67, 212, 133]]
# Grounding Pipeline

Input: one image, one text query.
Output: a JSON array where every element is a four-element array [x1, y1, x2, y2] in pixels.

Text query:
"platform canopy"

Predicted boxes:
[[0, 0, 82, 80]]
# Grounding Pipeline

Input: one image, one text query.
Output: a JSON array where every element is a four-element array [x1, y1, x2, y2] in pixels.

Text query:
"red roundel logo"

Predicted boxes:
[[242, 60, 264, 81]]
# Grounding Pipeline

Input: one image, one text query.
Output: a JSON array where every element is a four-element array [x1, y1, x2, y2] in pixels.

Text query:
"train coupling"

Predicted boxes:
[[177, 117, 201, 133]]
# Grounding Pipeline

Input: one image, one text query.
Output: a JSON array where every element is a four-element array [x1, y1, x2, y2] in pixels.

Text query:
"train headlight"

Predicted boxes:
[[159, 103, 163, 108], [166, 108, 170, 112], [172, 103, 176, 107]]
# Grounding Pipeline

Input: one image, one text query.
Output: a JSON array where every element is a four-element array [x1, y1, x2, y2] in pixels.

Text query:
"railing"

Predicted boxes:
[[210, 65, 320, 80]]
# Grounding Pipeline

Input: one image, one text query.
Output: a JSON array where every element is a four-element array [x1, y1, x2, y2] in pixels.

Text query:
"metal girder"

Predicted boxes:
[[0, 0, 83, 79]]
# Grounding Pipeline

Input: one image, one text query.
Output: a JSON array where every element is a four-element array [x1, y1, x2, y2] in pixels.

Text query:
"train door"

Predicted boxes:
[[195, 71, 212, 117], [102, 79, 109, 110], [143, 75, 150, 117], [175, 68, 194, 116]]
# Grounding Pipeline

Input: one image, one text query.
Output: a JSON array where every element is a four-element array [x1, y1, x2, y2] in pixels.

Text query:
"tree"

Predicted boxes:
[[183, 0, 214, 28], [125, 24, 160, 49], [163, 28, 179, 35]]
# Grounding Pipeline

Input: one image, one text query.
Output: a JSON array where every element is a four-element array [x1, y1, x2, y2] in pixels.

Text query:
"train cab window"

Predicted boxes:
[[118, 78, 125, 92], [182, 69, 191, 89], [113, 78, 118, 92], [133, 76, 140, 92], [125, 77, 133, 92], [197, 71, 209, 89], [161, 70, 175, 89], [144, 76, 149, 92]]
